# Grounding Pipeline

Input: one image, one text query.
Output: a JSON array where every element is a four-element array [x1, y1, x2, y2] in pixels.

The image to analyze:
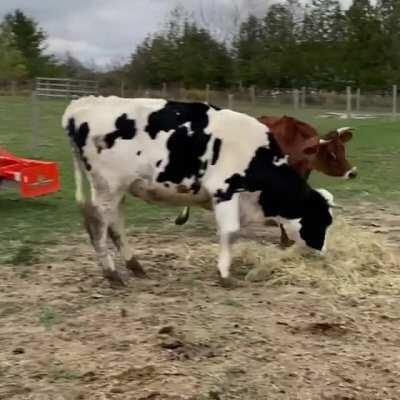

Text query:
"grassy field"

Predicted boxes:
[[0, 96, 399, 254]]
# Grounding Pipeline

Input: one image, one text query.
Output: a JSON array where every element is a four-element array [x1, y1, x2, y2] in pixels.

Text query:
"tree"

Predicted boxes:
[[3, 9, 55, 77], [0, 23, 27, 82], [344, 0, 386, 88], [128, 12, 233, 88], [233, 15, 264, 86], [376, 0, 400, 83]]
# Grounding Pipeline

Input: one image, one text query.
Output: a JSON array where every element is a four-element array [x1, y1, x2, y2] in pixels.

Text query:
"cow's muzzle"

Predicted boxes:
[[344, 167, 357, 180]]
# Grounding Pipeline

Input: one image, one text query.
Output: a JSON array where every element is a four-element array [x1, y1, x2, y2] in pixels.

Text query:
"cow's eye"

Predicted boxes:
[[330, 152, 337, 160]]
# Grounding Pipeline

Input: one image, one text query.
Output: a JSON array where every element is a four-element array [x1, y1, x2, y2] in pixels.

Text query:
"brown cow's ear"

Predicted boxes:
[[339, 130, 353, 143], [303, 144, 319, 155]]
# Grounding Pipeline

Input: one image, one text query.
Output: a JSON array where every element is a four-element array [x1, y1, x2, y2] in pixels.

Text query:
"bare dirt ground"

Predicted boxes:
[[1, 203, 400, 400]]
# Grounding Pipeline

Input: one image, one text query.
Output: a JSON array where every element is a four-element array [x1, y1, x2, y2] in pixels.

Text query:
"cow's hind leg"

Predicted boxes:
[[214, 194, 240, 288], [108, 199, 146, 278], [83, 196, 125, 286]]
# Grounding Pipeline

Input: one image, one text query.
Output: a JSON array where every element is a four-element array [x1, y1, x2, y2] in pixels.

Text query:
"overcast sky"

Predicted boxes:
[[0, 0, 351, 68]]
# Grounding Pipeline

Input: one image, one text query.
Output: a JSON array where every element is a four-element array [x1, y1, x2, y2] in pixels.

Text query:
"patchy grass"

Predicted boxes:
[[49, 365, 82, 382], [6, 244, 40, 266], [0, 96, 399, 254], [38, 307, 63, 329]]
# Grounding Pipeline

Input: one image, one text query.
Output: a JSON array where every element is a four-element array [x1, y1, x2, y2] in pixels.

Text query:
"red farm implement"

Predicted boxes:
[[0, 147, 60, 198]]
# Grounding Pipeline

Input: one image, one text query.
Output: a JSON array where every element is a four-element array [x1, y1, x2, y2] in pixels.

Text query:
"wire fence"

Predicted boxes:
[[1, 79, 399, 117]]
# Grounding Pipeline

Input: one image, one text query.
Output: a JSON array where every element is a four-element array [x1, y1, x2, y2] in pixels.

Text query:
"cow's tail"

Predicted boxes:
[[175, 206, 190, 225]]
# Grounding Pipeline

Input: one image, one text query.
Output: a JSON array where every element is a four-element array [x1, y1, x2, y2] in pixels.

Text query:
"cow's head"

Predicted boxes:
[[313, 127, 357, 179], [280, 188, 334, 252]]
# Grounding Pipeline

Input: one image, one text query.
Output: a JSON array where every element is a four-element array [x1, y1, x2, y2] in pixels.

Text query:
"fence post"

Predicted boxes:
[[162, 82, 167, 98], [356, 88, 360, 112], [301, 86, 306, 108], [179, 87, 186, 101], [392, 84, 397, 119], [346, 86, 352, 119], [238, 80, 243, 92], [120, 80, 125, 97], [144, 89, 150, 98], [249, 85, 255, 104], [293, 89, 299, 110], [205, 84, 210, 103], [228, 94, 234, 109], [31, 91, 39, 156], [10, 81, 16, 96]]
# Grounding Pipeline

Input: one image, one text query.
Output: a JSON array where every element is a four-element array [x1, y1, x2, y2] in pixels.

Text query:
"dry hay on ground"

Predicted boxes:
[[179, 217, 399, 296], [235, 217, 400, 295]]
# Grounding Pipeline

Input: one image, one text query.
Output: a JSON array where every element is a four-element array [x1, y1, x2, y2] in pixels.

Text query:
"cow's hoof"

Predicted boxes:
[[279, 237, 295, 249], [126, 257, 147, 278], [219, 276, 240, 289], [104, 270, 126, 287]]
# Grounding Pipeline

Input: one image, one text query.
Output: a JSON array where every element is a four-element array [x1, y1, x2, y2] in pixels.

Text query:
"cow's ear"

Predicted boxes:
[[303, 144, 319, 155], [338, 130, 353, 143]]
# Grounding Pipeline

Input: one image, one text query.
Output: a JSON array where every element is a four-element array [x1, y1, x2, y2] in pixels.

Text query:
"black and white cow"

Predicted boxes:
[[62, 96, 334, 286]]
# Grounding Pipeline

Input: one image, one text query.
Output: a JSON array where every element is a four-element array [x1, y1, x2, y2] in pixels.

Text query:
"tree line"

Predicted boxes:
[[1, 1, 400, 91]]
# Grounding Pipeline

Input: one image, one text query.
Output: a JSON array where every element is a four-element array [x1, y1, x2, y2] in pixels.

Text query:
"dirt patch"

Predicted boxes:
[[1, 207, 400, 399]]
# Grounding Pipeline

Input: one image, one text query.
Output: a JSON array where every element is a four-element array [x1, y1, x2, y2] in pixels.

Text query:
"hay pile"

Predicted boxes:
[[234, 217, 400, 295]]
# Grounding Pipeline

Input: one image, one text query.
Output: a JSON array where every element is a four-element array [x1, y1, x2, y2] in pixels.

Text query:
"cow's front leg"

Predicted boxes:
[[214, 194, 240, 287]]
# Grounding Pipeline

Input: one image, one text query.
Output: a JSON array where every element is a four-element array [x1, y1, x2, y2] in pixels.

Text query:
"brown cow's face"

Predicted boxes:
[[313, 130, 357, 179]]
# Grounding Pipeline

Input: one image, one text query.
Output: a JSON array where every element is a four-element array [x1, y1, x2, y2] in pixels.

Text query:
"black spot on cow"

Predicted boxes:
[[67, 118, 91, 170], [99, 113, 136, 152], [145, 101, 214, 140], [156, 160, 162, 167], [137, 150, 142, 156], [147, 101, 215, 188], [214, 134, 332, 250], [211, 138, 222, 165]]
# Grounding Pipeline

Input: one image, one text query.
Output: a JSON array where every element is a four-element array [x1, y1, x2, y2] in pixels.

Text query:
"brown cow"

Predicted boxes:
[[258, 116, 356, 179], [175, 115, 356, 246]]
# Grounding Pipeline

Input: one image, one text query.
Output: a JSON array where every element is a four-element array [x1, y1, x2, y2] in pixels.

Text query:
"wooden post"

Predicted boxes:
[[179, 87, 185, 101], [144, 89, 150, 98], [162, 82, 167, 98], [205, 84, 210, 103], [31, 91, 39, 156], [356, 88, 360, 112], [228, 94, 234, 109], [392, 84, 397, 119], [238, 80, 243, 92], [249, 85, 255, 104], [301, 86, 306, 108], [120, 80, 125, 97], [293, 89, 300, 110], [346, 86, 352, 119]]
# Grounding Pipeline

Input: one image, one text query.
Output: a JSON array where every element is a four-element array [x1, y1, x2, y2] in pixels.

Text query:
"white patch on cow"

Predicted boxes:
[[273, 154, 288, 166], [316, 188, 335, 207]]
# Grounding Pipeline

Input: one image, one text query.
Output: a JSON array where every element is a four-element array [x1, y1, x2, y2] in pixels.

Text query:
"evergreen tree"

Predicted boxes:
[[233, 15, 264, 86], [4, 9, 55, 77], [0, 23, 27, 81]]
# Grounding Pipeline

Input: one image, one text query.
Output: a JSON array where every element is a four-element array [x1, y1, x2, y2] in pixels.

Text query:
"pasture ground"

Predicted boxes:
[[1, 96, 400, 399]]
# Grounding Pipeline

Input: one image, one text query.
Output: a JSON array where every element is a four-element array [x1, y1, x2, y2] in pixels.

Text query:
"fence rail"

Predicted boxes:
[[34, 77, 99, 99]]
